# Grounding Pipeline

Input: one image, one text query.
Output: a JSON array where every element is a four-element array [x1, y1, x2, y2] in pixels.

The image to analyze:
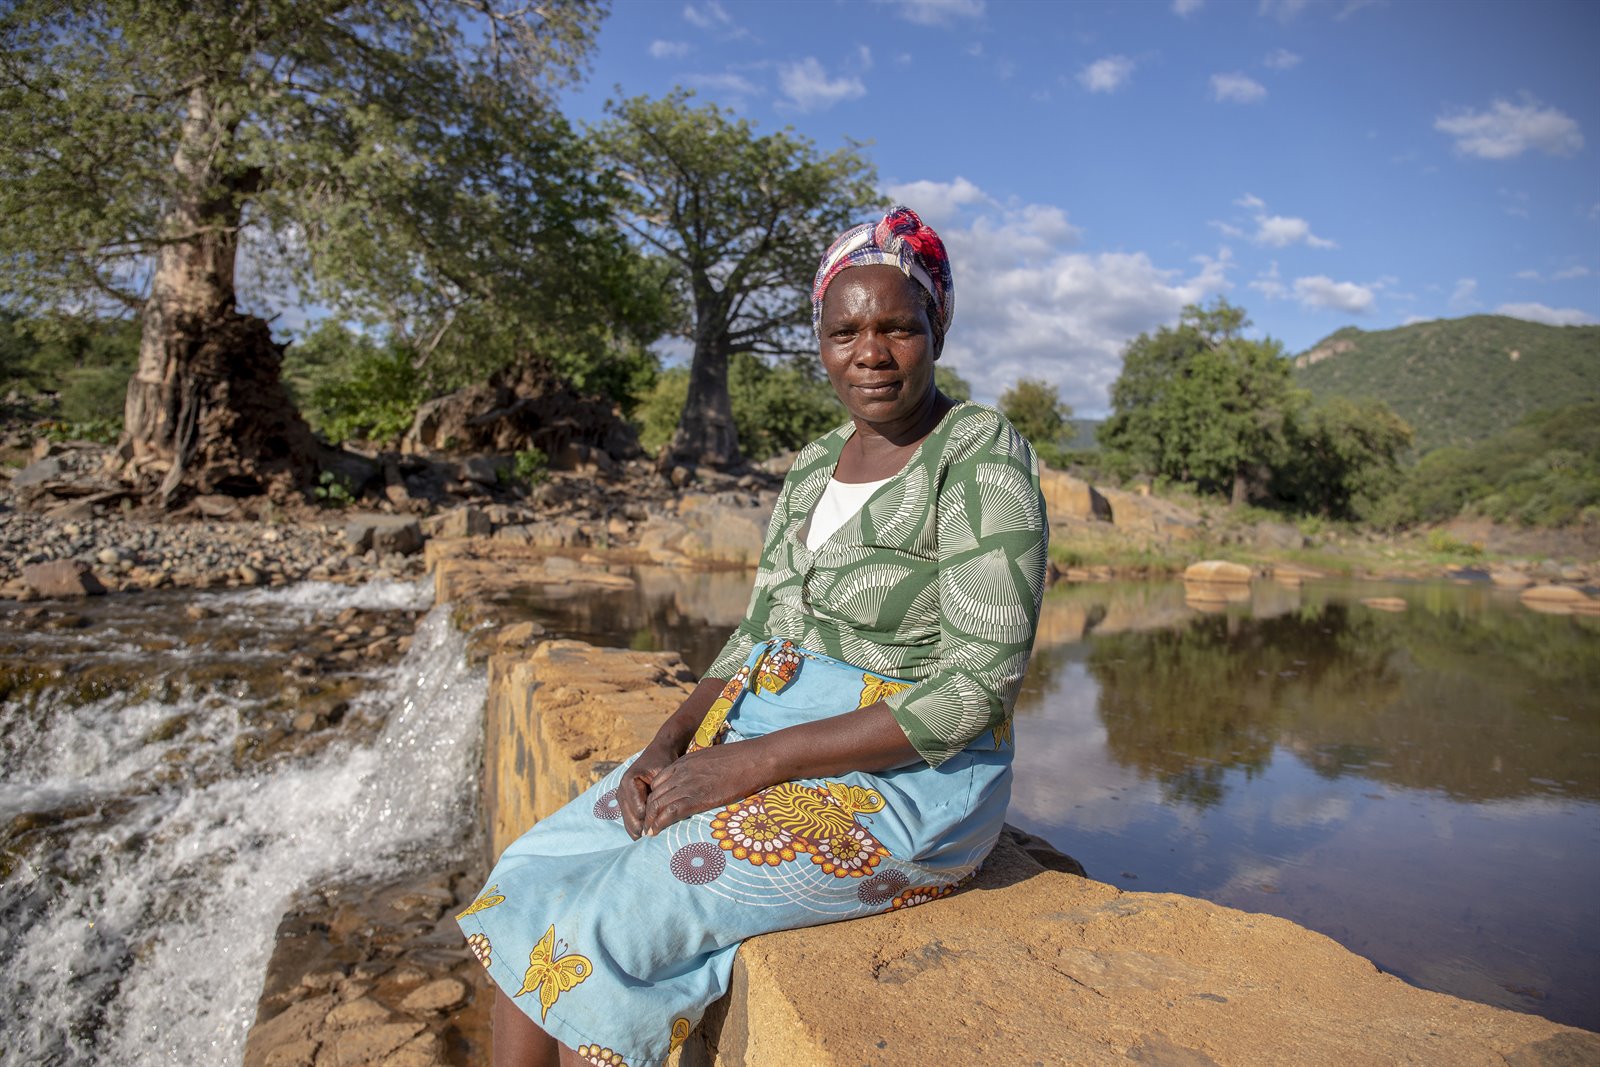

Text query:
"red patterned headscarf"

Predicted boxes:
[[811, 205, 954, 342]]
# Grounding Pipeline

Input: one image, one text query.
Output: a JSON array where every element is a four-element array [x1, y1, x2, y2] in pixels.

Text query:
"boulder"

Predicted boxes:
[[21, 559, 107, 597], [345, 514, 424, 557], [1489, 569, 1533, 589], [1183, 560, 1253, 584], [1038, 466, 1112, 522], [494, 520, 590, 548], [401, 361, 640, 462], [421, 507, 493, 540], [10, 456, 67, 488], [459, 454, 510, 488], [1360, 596, 1408, 612]]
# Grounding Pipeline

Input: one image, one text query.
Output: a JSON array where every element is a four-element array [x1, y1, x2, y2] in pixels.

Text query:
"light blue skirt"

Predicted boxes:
[[456, 638, 1012, 1067]]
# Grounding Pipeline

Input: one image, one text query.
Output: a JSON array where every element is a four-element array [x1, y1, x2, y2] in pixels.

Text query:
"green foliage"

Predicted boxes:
[[1100, 300, 1298, 502], [1423, 529, 1483, 557], [635, 352, 845, 461], [594, 89, 882, 465], [1293, 316, 1600, 454], [285, 322, 422, 445], [0, 0, 650, 428], [934, 366, 972, 402], [313, 471, 355, 509], [0, 312, 139, 426], [1372, 401, 1600, 529], [999, 378, 1071, 462], [513, 446, 549, 488], [1274, 397, 1414, 520]]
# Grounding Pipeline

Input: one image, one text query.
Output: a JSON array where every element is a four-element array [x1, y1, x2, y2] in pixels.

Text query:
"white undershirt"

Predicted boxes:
[[804, 476, 892, 550]]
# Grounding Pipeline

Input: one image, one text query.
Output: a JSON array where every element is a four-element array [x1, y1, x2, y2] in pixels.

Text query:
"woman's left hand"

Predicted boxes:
[[639, 742, 770, 836]]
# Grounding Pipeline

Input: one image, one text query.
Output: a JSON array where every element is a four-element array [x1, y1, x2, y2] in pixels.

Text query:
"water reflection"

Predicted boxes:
[[1009, 578, 1600, 1032], [505, 567, 1600, 1031]]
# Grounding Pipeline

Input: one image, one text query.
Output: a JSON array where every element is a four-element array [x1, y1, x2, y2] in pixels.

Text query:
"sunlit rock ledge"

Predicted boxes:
[[243, 546, 1599, 1067]]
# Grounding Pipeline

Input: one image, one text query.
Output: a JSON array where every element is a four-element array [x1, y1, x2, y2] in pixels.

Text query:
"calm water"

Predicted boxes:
[[527, 569, 1600, 1032]]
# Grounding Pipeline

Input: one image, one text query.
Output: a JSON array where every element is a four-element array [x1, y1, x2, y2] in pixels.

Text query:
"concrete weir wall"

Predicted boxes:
[[245, 544, 1598, 1066]]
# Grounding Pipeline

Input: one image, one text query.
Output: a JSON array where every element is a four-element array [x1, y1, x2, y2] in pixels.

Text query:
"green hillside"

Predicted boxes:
[[1291, 315, 1599, 455]]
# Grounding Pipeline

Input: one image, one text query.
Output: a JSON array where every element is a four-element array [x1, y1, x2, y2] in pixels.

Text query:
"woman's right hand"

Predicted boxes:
[[619, 739, 681, 839]]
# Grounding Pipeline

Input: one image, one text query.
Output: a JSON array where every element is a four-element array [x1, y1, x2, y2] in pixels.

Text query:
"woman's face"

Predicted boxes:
[[818, 264, 941, 430]]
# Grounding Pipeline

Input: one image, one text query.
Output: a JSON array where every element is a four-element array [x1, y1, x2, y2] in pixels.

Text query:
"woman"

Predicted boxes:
[[458, 206, 1048, 1067]]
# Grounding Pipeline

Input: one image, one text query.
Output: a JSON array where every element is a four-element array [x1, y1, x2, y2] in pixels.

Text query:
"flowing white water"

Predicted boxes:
[[0, 580, 485, 1065]]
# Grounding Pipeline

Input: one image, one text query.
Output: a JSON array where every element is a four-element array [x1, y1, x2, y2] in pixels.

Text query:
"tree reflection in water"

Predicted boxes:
[[1075, 586, 1599, 808]]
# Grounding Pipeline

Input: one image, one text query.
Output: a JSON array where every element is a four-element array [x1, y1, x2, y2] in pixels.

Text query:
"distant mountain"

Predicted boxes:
[[1291, 315, 1599, 455]]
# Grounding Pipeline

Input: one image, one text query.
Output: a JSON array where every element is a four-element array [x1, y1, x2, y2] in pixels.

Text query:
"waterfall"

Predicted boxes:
[[0, 580, 485, 1065]]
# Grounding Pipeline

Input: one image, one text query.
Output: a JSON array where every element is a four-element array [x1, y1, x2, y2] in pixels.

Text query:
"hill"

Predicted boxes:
[[1291, 315, 1599, 455]]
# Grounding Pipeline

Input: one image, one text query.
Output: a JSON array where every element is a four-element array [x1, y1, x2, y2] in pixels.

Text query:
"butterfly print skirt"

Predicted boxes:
[[456, 638, 1013, 1067]]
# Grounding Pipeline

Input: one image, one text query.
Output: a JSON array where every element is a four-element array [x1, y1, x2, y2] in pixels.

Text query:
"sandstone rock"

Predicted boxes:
[[1271, 563, 1324, 585], [459, 454, 510, 487], [1038, 465, 1112, 522], [11, 456, 66, 487], [96, 547, 121, 566], [1183, 560, 1253, 584], [1489, 569, 1533, 589], [326, 995, 389, 1028], [496, 621, 546, 648], [1361, 596, 1408, 612], [344, 515, 423, 557], [1520, 584, 1586, 604], [193, 494, 240, 519], [420, 506, 492, 540], [397, 978, 466, 1014], [21, 559, 106, 597], [238, 565, 263, 586], [496, 519, 589, 549]]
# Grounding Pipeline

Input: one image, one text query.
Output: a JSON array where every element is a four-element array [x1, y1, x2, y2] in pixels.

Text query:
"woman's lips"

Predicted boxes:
[[853, 381, 900, 397]]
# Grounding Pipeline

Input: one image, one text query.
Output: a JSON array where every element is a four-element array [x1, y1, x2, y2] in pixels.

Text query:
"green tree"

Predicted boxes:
[[934, 366, 972, 402], [1276, 398, 1413, 520], [1100, 300, 1298, 504], [634, 352, 844, 462], [594, 90, 881, 470], [0, 0, 609, 503], [999, 377, 1071, 454]]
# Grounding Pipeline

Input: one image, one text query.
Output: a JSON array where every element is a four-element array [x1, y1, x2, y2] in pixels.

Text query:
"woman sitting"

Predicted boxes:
[[457, 205, 1049, 1067]]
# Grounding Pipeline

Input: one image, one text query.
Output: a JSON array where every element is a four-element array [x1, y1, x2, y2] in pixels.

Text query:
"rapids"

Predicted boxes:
[[0, 579, 485, 1065]]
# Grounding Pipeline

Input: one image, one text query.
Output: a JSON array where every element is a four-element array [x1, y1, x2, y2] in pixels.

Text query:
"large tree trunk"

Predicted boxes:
[[121, 88, 317, 506], [666, 326, 741, 470]]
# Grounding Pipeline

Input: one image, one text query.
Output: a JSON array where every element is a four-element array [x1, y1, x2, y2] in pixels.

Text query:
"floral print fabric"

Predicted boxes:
[[457, 641, 1014, 1067]]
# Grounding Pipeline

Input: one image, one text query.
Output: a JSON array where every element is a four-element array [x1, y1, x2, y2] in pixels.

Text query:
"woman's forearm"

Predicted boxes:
[[650, 675, 726, 755], [741, 700, 920, 786]]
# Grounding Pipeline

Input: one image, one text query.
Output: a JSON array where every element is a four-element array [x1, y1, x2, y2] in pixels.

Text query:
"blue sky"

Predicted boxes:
[[557, 0, 1599, 415]]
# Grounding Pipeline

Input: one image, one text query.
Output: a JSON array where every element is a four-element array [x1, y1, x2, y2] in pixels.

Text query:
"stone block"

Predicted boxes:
[[21, 559, 106, 597]]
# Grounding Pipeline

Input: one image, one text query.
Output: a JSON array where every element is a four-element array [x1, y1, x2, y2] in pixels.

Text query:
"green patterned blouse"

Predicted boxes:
[[708, 403, 1049, 767]]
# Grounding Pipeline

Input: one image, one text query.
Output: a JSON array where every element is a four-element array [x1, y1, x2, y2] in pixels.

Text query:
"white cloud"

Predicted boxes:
[[1172, 0, 1204, 15], [1255, 215, 1336, 249], [1211, 72, 1266, 104], [686, 72, 760, 97], [889, 0, 985, 26], [1229, 194, 1335, 249], [1516, 269, 1542, 281], [1258, 0, 1309, 21], [1450, 277, 1478, 309], [682, 1, 732, 30], [1435, 97, 1584, 160], [1263, 48, 1301, 70], [856, 45, 874, 71], [648, 40, 691, 59], [1078, 55, 1135, 93], [885, 176, 989, 221], [1496, 302, 1599, 327], [1553, 265, 1591, 281], [1250, 261, 1287, 300], [1293, 275, 1374, 313], [776, 57, 865, 111], [873, 179, 1229, 414]]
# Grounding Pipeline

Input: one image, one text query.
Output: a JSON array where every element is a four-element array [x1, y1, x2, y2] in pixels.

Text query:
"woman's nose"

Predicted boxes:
[[857, 331, 893, 365]]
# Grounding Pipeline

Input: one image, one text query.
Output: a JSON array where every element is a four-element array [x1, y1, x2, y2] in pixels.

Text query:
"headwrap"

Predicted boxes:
[[811, 205, 954, 341]]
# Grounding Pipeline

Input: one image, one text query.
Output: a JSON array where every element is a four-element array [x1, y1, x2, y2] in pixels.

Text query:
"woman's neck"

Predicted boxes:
[[838, 389, 955, 481]]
